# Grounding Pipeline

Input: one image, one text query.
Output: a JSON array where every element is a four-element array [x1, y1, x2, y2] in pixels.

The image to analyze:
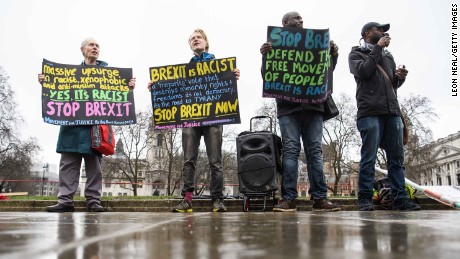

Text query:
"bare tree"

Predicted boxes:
[[0, 66, 19, 153], [103, 111, 154, 196], [401, 94, 438, 182], [193, 151, 210, 196], [0, 141, 39, 193], [323, 93, 360, 195], [159, 128, 182, 196], [376, 94, 438, 182], [401, 94, 438, 145], [176, 125, 239, 197], [252, 99, 280, 134], [0, 66, 40, 193], [222, 125, 239, 196]]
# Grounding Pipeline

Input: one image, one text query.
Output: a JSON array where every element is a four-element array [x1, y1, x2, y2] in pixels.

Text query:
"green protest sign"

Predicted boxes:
[[262, 26, 333, 104]]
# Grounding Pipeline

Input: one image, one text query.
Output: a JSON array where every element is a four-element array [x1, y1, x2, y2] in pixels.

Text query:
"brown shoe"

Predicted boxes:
[[273, 200, 297, 212], [312, 199, 341, 212]]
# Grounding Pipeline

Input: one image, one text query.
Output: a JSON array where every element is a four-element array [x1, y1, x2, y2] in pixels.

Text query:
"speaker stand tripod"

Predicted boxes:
[[242, 191, 278, 212]]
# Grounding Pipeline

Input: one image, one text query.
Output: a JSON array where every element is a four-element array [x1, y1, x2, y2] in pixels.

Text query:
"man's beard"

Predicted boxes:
[[370, 33, 382, 45]]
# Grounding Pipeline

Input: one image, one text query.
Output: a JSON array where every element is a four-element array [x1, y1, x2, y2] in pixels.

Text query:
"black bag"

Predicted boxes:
[[323, 94, 339, 121], [373, 177, 420, 209], [373, 177, 393, 209]]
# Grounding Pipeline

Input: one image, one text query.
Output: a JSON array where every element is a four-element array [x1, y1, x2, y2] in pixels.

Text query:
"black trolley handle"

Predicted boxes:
[[250, 116, 273, 132]]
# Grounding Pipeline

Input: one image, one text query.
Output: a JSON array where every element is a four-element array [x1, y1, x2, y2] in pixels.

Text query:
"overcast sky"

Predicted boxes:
[[0, 0, 458, 165]]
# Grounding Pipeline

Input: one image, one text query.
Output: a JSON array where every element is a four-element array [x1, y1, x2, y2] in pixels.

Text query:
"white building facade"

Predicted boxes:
[[31, 163, 59, 196], [420, 131, 460, 186]]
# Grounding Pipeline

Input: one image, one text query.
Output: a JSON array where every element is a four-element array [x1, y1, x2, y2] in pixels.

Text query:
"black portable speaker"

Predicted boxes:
[[236, 116, 281, 193]]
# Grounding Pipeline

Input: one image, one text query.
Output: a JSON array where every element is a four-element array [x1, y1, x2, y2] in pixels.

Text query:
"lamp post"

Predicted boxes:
[[41, 163, 48, 196]]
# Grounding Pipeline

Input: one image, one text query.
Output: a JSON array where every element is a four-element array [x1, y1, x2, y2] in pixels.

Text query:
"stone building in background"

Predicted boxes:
[[420, 131, 460, 186]]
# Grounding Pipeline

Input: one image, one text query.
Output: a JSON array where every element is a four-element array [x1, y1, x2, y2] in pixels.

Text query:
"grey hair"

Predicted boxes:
[[80, 37, 98, 48]]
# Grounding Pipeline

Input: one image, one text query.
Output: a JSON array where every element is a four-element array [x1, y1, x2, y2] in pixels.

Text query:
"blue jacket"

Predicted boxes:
[[190, 52, 215, 63], [55, 60, 107, 155]]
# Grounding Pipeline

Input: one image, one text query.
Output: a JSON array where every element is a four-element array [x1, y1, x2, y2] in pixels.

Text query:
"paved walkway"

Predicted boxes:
[[0, 211, 459, 259]]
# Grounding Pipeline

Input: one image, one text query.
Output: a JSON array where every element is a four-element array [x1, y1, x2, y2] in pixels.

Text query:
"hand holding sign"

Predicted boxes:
[[149, 57, 240, 129], [330, 40, 339, 57], [233, 68, 241, 80], [41, 59, 136, 126], [260, 42, 272, 55], [262, 26, 334, 104]]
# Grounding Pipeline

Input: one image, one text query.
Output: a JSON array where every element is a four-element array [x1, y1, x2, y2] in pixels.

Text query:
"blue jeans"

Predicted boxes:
[[357, 115, 407, 201], [279, 111, 327, 200], [181, 125, 223, 200]]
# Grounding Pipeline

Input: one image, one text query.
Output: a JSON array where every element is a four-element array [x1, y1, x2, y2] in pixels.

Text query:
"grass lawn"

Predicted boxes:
[[8, 196, 176, 200]]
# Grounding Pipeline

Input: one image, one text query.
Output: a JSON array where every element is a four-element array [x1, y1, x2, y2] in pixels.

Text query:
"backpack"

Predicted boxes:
[[373, 177, 393, 208], [373, 177, 419, 208]]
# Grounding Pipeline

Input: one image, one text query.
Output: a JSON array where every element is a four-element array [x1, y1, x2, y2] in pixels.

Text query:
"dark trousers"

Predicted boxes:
[[180, 125, 224, 200]]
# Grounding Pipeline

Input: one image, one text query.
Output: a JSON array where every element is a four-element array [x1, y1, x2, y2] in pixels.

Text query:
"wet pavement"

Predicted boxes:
[[0, 211, 459, 259]]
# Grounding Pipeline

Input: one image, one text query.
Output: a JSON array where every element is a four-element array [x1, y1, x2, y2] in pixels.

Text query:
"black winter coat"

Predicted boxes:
[[348, 44, 404, 119]]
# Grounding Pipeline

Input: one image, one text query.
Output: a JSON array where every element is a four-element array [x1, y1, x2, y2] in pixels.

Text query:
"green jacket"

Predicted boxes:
[[55, 60, 108, 155]]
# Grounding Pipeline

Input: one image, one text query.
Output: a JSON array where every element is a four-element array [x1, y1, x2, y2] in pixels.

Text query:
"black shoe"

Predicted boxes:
[[392, 199, 421, 211], [358, 197, 374, 211], [87, 203, 104, 212], [273, 200, 297, 212], [46, 203, 75, 213], [212, 199, 227, 212], [312, 199, 342, 212]]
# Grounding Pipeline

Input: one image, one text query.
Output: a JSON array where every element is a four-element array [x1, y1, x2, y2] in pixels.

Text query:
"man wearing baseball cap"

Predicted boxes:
[[348, 22, 420, 211], [360, 22, 390, 37]]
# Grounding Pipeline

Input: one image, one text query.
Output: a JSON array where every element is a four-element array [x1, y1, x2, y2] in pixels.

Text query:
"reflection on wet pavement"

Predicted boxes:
[[0, 211, 459, 259]]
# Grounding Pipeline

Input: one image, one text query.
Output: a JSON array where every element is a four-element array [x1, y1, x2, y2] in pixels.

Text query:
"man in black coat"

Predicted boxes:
[[348, 22, 420, 211]]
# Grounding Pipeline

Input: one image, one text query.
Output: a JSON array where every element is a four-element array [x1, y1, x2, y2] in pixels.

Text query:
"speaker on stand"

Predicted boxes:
[[236, 116, 282, 211]]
